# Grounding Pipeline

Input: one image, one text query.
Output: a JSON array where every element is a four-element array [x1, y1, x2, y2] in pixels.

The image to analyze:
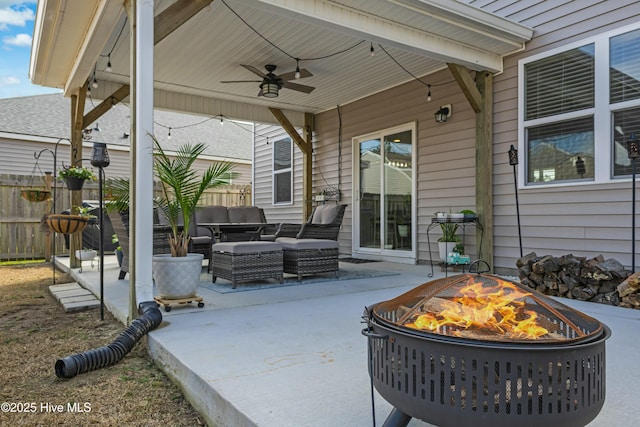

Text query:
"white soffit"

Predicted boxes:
[[239, 0, 533, 72], [30, 0, 534, 125]]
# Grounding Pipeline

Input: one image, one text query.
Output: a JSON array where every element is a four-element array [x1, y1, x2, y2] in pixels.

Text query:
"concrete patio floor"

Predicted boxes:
[[54, 254, 640, 427]]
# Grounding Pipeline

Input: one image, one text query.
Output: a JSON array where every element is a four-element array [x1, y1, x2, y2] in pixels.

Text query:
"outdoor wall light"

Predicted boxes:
[[261, 80, 280, 98], [435, 104, 452, 123]]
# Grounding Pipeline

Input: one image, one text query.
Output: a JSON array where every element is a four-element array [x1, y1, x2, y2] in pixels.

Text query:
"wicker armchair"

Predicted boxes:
[[275, 204, 347, 240], [108, 210, 173, 279]]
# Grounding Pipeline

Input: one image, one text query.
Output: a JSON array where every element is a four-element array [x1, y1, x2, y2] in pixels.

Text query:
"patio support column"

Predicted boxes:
[[475, 72, 493, 270], [130, 0, 155, 319], [303, 113, 314, 220], [69, 89, 87, 268], [448, 64, 493, 270], [269, 108, 314, 220]]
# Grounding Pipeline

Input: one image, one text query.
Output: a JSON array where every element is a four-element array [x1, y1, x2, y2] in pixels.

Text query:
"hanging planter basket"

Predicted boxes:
[[21, 189, 51, 202], [64, 177, 86, 191], [46, 214, 89, 234]]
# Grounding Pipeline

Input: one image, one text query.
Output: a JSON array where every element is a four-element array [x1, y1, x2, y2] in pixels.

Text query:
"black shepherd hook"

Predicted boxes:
[[508, 145, 523, 258], [34, 138, 70, 285]]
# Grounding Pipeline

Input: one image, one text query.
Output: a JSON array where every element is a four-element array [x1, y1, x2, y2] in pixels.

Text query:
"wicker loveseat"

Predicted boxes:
[[110, 206, 272, 279]]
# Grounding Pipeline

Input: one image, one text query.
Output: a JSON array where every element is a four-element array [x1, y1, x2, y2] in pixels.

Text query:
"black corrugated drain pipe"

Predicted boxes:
[[55, 301, 162, 379]]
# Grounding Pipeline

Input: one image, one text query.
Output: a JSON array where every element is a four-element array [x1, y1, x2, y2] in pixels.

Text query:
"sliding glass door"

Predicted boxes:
[[353, 123, 415, 262]]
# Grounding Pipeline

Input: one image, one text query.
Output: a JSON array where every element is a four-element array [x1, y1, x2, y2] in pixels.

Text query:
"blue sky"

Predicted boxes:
[[0, 1, 61, 99]]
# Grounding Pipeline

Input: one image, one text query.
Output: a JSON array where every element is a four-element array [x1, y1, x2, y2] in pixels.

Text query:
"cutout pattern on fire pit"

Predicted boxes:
[[363, 273, 610, 427]]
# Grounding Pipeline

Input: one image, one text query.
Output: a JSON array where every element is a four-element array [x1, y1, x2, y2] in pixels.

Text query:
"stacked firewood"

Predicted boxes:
[[516, 252, 639, 309]]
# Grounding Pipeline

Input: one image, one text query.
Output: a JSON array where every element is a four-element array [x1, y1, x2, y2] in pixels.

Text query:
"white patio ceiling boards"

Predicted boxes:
[[31, 0, 533, 126]]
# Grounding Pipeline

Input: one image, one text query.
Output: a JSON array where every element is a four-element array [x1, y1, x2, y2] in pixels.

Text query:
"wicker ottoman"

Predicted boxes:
[[211, 241, 283, 288], [276, 238, 339, 281]]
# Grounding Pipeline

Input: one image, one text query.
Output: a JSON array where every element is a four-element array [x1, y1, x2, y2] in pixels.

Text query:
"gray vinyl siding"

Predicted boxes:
[[253, 1, 640, 271], [253, 124, 305, 224], [0, 138, 252, 186], [466, 0, 640, 272], [315, 71, 478, 262]]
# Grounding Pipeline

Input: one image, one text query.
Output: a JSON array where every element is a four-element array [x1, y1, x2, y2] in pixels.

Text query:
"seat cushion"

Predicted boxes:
[[190, 236, 211, 245], [228, 206, 263, 223], [212, 241, 282, 254], [276, 237, 339, 250], [311, 204, 339, 224], [195, 205, 230, 223]]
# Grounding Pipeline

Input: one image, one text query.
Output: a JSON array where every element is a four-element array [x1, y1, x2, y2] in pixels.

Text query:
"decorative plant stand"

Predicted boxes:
[[21, 189, 51, 202], [46, 214, 89, 235], [75, 249, 97, 273]]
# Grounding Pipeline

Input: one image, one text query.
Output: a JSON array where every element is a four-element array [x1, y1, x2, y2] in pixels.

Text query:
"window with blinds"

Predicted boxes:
[[272, 137, 292, 204], [520, 25, 640, 185], [611, 29, 640, 178], [610, 29, 640, 104], [525, 45, 594, 121], [524, 45, 595, 184], [613, 108, 640, 176], [527, 117, 594, 183]]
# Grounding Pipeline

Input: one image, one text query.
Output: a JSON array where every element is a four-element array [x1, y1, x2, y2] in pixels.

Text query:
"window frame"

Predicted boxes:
[[271, 137, 293, 205], [518, 21, 640, 189]]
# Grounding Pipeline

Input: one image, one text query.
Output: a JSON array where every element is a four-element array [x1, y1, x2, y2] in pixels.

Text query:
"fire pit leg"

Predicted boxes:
[[381, 408, 411, 427]]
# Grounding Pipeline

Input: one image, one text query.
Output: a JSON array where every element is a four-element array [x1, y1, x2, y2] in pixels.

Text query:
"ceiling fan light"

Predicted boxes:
[[261, 81, 279, 98]]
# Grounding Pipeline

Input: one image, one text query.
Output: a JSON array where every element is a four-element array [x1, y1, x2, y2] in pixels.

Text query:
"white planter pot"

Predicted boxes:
[[75, 249, 97, 260], [438, 242, 457, 261], [397, 224, 409, 238], [153, 253, 204, 299]]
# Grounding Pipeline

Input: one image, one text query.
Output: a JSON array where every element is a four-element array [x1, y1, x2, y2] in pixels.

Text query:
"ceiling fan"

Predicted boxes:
[[221, 64, 315, 98]]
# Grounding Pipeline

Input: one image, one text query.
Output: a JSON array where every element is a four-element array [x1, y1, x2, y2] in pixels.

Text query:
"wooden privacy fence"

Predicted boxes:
[[0, 174, 251, 261]]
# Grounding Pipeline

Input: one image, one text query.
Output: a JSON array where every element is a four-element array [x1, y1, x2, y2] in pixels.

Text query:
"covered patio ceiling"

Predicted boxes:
[[31, 0, 533, 127]]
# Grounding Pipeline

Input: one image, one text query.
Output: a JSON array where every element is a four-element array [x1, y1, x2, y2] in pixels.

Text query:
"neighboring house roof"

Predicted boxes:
[[0, 94, 252, 162]]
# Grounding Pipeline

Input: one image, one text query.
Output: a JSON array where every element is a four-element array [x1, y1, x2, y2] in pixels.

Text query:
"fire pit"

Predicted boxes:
[[362, 273, 610, 427]]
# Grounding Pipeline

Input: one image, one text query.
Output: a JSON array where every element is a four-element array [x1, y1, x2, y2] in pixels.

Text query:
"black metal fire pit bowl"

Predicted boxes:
[[362, 273, 611, 427]]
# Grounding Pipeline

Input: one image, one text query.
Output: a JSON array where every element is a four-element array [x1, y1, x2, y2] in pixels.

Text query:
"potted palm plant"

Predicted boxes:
[[152, 138, 235, 299]]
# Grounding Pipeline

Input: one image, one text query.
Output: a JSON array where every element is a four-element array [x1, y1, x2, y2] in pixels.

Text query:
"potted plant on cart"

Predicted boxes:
[[58, 165, 97, 190], [152, 137, 235, 300]]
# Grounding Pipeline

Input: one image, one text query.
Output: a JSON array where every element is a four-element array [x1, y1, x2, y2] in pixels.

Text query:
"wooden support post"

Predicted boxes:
[[475, 72, 493, 269], [303, 113, 314, 220], [269, 108, 314, 221], [448, 63, 493, 270]]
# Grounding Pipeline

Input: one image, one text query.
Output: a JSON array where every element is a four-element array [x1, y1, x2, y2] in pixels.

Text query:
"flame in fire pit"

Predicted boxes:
[[406, 278, 550, 340]]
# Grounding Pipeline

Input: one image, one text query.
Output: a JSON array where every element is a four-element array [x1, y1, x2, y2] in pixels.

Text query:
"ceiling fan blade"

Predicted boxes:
[[279, 68, 313, 81], [282, 81, 315, 94], [220, 80, 261, 83], [241, 64, 267, 78]]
